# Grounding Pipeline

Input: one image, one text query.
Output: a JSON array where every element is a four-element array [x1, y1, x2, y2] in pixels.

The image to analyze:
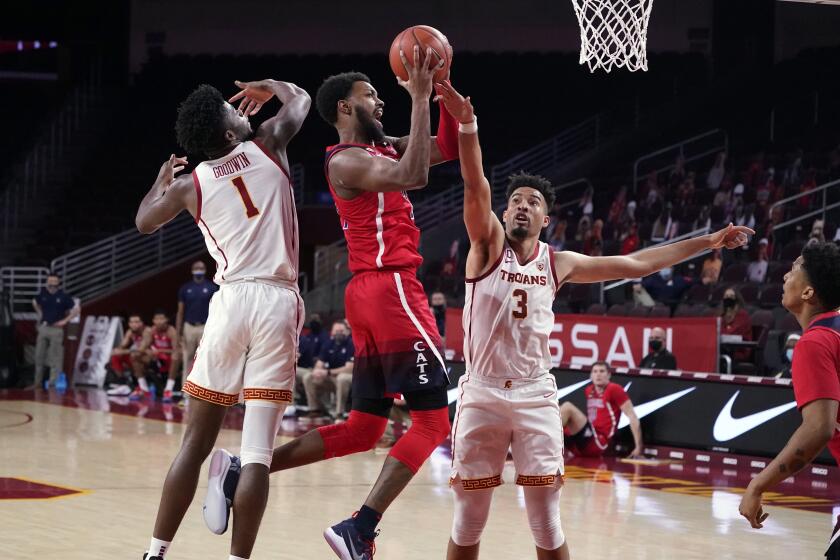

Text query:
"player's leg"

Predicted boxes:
[[162, 354, 178, 402], [147, 397, 227, 557], [524, 486, 569, 560], [334, 372, 352, 417], [230, 399, 285, 559], [46, 326, 64, 385], [130, 353, 153, 399], [559, 401, 587, 432], [447, 484, 495, 560]]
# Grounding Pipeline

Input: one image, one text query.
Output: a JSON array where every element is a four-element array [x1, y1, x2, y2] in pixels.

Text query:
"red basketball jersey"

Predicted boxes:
[[325, 143, 422, 274], [585, 382, 629, 442], [151, 328, 173, 352]]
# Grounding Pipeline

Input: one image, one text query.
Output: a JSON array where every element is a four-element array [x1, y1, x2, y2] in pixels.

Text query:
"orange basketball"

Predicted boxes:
[[389, 25, 452, 83]]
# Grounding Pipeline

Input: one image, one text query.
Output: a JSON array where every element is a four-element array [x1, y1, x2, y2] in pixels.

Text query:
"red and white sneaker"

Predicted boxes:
[[129, 387, 149, 401], [162, 390, 174, 403]]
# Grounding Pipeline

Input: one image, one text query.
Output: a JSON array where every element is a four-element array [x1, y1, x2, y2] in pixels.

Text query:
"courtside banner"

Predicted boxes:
[[445, 309, 719, 373], [444, 362, 831, 462]]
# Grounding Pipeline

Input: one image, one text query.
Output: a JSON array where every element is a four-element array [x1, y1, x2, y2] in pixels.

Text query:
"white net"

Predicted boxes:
[[571, 0, 654, 73]]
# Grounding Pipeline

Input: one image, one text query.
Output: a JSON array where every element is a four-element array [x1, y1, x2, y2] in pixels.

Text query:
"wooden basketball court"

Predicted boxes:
[[1, 393, 833, 559]]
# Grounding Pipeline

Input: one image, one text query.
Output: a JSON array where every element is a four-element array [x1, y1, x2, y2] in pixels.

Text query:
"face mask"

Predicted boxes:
[[334, 333, 347, 344], [192, 272, 205, 281], [46, 284, 59, 293], [659, 268, 672, 280], [723, 297, 737, 308], [433, 304, 446, 314], [309, 321, 322, 334], [650, 340, 663, 352], [785, 349, 794, 363]]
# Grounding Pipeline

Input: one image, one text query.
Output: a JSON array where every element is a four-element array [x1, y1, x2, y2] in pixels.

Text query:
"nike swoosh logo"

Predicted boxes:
[[555, 379, 591, 399], [617, 387, 696, 429], [347, 532, 364, 560], [712, 391, 797, 442]]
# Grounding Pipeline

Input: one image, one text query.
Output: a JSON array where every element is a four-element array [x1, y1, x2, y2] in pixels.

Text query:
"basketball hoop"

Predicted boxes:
[[571, 0, 654, 73]]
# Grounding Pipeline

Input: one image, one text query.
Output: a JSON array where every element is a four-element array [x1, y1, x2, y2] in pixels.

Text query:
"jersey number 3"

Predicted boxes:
[[231, 176, 260, 218], [512, 289, 528, 319]]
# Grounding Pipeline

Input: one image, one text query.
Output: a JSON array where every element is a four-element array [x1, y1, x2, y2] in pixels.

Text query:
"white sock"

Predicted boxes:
[[138, 377, 150, 392], [164, 378, 175, 392], [147, 537, 170, 558], [229, 556, 248, 560]]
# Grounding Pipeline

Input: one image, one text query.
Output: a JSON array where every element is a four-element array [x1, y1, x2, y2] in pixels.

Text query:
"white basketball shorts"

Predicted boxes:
[[183, 279, 303, 406], [450, 373, 564, 490]]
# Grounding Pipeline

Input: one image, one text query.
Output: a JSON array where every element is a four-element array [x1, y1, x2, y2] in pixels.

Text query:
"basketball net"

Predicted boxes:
[[571, 0, 653, 72]]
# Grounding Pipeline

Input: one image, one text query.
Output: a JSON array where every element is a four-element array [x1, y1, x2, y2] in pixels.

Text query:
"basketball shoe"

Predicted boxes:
[[162, 390, 173, 403], [202, 449, 240, 534], [324, 516, 377, 559], [129, 387, 150, 401]]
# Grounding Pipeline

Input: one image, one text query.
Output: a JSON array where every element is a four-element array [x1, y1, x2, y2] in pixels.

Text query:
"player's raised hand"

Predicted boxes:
[[708, 223, 754, 250], [433, 80, 474, 124], [739, 488, 769, 529], [156, 154, 188, 189], [397, 45, 445, 99], [229, 79, 275, 117]]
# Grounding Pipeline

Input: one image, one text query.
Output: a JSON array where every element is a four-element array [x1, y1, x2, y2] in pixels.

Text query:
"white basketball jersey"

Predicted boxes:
[[463, 240, 559, 379], [192, 140, 298, 286]]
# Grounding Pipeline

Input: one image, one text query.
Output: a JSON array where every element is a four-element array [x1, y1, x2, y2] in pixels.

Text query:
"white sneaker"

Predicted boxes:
[[203, 449, 240, 535], [106, 384, 132, 396]]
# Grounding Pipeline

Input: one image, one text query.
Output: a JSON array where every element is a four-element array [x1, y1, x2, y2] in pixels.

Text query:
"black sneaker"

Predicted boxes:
[[323, 516, 378, 559], [826, 515, 840, 559], [143, 554, 163, 560], [202, 449, 241, 534]]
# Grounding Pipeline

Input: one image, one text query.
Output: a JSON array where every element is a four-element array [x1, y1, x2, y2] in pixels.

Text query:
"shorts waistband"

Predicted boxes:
[[221, 276, 299, 291], [352, 267, 417, 277], [463, 373, 551, 388]]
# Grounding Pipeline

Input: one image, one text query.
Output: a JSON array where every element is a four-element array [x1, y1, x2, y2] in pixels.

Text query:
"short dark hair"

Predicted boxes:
[[128, 313, 143, 321], [506, 172, 555, 210], [315, 72, 371, 124], [175, 84, 228, 155], [801, 242, 840, 310], [591, 360, 611, 373], [153, 309, 168, 318]]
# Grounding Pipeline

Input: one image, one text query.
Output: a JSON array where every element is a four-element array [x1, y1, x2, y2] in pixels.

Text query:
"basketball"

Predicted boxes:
[[389, 25, 452, 83]]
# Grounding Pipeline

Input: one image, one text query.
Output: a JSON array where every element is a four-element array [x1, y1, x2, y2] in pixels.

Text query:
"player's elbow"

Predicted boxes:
[[405, 169, 429, 190], [135, 215, 157, 235]]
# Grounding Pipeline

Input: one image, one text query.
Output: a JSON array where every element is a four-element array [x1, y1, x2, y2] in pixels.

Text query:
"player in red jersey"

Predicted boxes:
[[129, 310, 180, 402], [202, 47, 458, 560], [560, 361, 644, 458], [739, 242, 840, 558], [108, 314, 150, 394]]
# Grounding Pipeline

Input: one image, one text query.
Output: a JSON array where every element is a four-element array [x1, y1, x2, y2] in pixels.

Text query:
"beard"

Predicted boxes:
[[509, 225, 529, 239], [356, 106, 386, 144]]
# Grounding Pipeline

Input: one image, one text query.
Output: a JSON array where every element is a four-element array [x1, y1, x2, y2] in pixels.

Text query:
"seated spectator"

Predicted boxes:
[[575, 215, 592, 242], [651, 204, 677, 243], [130, 310, 180, 402], [584, 219, 604, 256], [107, 314, 150, 396], [579, 185, 594, 217], [430, 291, 447, 342], [607, 185, 628, 227], [720, 287, 752, 361], [706, 152, 726, 191], [302, 320, 354, 420], [773, 333, 800, 379], [295, 314, 330, 406], [640, 327, 677, 369], [701, 249, 722, 285], [561, 361, 644, 458], [548, 219, 567, 251], [747, 239, 770, 283], [732, 198, 755, 230], [642, 267, 692, 304], [693, 205, 711, 232], [809, 219, 826, 245], [620, 222, 640, 255]]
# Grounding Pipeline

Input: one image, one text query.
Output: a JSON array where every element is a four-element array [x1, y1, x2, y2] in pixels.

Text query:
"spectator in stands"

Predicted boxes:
[[693, 205, 711, 232], [575, 215, 592, 243], [782, 148, 803, 190], [584, 219, 604, 256], [640, 327, 677, 369], [620, 222, 640, 255], [548, 218, 567, 251], [701, 249, 723, 285], [720, 287, 752, 361], [747, 239, 770, 283], [607, 185, 627, 227], [295, 313, 329, 407], [430, 291, 447, 341], [706, 152, 727, 191], [797, 169, 817, 210], [561, 361, 644, 458], [175, 261, 218, 376], [669, 155, 686, 189], [733, 197, 755, 230], [713, 183, 731, 210], [28, 273, 79, 390], [642, 266, 691, 304], [651, 203, 677, 243], [579, 185, 594, 218], [107, 314, 150, 395], [773, 333, 800, 379], [302, 320, 354, 420], [809, 219, 826, 245]]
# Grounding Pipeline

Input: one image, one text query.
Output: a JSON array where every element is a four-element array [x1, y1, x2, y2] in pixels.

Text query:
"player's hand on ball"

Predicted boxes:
[[739, 487, 769, 529], [230, 80, 275, 117], [433, 80, 474, 124], [157, 154, 188, 189], [708, 223, 754, 250], [397, 45, 445, 99]]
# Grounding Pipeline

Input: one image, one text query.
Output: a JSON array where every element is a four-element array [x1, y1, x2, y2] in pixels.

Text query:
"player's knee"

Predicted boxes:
[[526, 491, 565, 550], [240, 447, 272, 468], [451, 515, 487, 547], [319, 411, 388, 458], [451, 485, 492, 547], [410, 406, 451, 444]]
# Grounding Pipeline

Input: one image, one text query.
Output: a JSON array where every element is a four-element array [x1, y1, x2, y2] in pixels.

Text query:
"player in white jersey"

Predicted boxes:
[[134, 79, 309, 560], [434, 80, 754, 560]]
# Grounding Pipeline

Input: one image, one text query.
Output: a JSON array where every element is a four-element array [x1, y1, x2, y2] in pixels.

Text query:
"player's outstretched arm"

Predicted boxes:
[[135, 155, 196, 234], [739, 398, 837, 528], [229, 79, 311, 164], [555, 223, 754, 284], [330, 46, 440, 195], [619, 400, 644, 457]]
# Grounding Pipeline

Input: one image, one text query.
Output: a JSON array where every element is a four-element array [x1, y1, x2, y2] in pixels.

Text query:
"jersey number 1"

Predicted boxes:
[[512, 289, 528, 319], [231, 176, 260, 218]]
